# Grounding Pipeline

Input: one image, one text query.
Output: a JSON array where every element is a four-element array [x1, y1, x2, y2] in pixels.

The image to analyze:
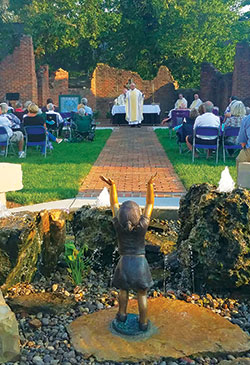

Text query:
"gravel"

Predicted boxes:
[[3, 251, 250, 365]]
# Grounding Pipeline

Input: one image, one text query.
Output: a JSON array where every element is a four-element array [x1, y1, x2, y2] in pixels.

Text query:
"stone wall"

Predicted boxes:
[[0, 35, 38, 103], [91, 63, 176, 118]]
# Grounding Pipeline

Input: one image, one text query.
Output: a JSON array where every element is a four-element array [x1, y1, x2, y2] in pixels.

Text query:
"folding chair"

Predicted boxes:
[[177, 123, 193, 154], [24, 126, 48, 157], [45, 113, 59, 137], [170, 110, 190, 138], [222, 126, 241, 163], [192, 126, 220, 163], [70, 114, 95, 142], [0, 126, 10, 157]]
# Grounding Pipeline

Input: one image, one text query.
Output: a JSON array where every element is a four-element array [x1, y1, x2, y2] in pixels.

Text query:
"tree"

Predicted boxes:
[[98, 0, 243, 86], [6, 0, 250, 87], [10, 0, 120, 72]]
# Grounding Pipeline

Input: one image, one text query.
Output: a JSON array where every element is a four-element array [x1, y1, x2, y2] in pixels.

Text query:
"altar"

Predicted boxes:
[[111, 104, 161, 125]]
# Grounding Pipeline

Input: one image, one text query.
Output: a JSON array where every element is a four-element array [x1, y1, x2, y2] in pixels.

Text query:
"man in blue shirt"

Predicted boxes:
[[81, 98, 93, 116], [236, 114, 250, 167]]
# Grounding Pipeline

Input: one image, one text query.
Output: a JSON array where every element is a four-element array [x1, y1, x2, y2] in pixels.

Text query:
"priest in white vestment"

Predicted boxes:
[[125, 83, 144, 127], [174, 93, 188, 109], [189, 94, 202, 109]]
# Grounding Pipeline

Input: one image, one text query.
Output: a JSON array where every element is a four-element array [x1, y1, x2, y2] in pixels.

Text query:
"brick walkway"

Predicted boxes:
[[79, 127, 185, 197]]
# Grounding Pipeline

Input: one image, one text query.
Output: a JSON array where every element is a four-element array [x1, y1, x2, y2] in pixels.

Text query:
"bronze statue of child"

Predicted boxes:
[[100, 173, 156, 331]]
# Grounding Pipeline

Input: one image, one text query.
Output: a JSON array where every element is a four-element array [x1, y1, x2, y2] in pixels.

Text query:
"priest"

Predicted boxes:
[[189, 93, 202, 109], [125, 83, 144, 127]]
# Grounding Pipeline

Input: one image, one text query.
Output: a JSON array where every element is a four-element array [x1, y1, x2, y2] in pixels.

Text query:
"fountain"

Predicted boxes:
[[0, 177, 250, 363], [66, 178, 250, 362]]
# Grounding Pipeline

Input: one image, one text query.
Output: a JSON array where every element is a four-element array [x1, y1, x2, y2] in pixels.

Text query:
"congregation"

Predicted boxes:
[[1, 88, 250, 165], [161, 92, 250, 165], [0, 97, 94, 157]]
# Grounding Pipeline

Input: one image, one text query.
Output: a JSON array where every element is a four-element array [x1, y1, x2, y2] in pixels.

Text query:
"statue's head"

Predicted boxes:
[[118, 201, 141, 231]]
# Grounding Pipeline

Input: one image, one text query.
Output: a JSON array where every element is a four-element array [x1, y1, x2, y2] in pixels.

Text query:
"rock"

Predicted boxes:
[[7, 292, 76, 314], [43, 354, 52, 363], [39, 210, 66, 276], [29, 318, 42, 329], [0, 289, 20, 363], [42, 318, 49, 326], [33, 355, 44, 365], [72, 207, 179, 268], [177, 184, 250, 291], [68, 297, 250, 362], [0, 210, 66, 290], [218, 358, 250, 365], [72, 206, 117, 266]]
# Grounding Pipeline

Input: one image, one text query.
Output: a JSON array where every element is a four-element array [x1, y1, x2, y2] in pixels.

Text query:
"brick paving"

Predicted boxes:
[[79, 127, 185, 197]]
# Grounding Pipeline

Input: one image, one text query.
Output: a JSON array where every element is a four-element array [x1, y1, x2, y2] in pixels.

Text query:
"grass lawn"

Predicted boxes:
[[155, 129, 237, 189], [1, 130, 112, 205]]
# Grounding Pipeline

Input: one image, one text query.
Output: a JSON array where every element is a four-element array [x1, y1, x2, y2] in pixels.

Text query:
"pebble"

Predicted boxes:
[[4, 268, 250, 365], [33, 355, 44, 365], [227, 355, 236, 360], [43, 354, 53, 363]]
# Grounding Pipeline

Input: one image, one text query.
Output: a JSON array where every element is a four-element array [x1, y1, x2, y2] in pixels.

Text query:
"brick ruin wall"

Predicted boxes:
[[91, 63, 177, 118], [200, 42, 250, 111], [232, 42, 250, 106], [0, 35, 38, 103], [0, 35, 68, 108], [200, 63, 233, 113], [0, 35, 249, 115]]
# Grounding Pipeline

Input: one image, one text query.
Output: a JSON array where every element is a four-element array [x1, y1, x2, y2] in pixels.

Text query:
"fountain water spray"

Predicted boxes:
[[0, 202, 11, 218], [188, 244, 195, 293], [96, 187, 110, 207], [217, 166, 235, 193]]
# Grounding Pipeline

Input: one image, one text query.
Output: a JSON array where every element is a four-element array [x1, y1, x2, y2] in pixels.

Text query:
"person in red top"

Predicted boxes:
[[14, 101, 25, 123]]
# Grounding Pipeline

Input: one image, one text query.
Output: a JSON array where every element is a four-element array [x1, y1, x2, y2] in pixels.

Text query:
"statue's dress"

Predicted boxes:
[[112, 216, 153, 291]]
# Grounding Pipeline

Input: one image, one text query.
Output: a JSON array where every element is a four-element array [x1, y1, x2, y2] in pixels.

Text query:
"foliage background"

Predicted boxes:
[[1, 0, 250, 87]]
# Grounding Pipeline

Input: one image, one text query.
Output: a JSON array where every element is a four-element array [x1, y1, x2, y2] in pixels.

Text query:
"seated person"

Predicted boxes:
[[114, 88, 128, 106], [186, 101, 220, 155], [23, 103, 62, 155], [80, 98, 93, 116], [162, 93, 188, 125], [72, 107, 91, 127], [198, 103, 206, 115], [41, 98, 60, 113], [46, 103, 64, 125], [0, 102, 22, 132], [224, 96, 239, 118], [223, 101, 246, 146], [236, 114, 250, 168], [189, 94, 202, 110], [0, 103, 25, 158], [14, 101, 25, 122], [176, 108, 199, 143]]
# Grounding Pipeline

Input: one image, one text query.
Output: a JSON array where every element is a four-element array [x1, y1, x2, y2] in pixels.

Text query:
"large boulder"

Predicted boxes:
[[176, 183, 250, 291], [0, 210, 66, 290], [0, 289, 20, 363], [72, 206, 178, 267], [72, 206, 117, 266]]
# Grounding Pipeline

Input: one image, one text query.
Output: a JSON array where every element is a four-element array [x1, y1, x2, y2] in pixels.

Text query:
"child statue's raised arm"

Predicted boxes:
[[144, 173, 157, 219]]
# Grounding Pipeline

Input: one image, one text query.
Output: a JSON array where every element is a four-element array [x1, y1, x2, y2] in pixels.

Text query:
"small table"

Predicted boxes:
[[111, 105, 161, 125]]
